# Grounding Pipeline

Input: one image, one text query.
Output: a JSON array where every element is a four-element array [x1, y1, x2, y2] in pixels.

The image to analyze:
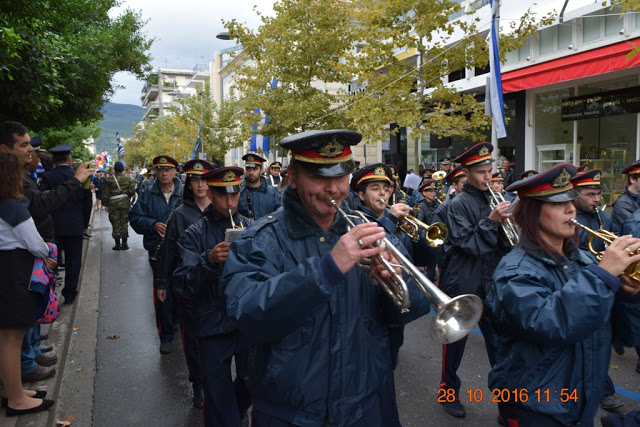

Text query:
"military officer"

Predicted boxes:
[[237, 153, 281, 219], [102, 161, 136, 250], [39, 144, 87, 305], [129, 155, 184, 354]]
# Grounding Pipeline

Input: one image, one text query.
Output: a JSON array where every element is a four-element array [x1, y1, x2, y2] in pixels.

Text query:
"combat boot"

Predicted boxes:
[[112, 238, 122, 251], [121, 238, 129, 251]]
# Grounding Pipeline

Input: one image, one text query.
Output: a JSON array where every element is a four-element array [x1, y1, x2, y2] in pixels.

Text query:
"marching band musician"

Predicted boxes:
[[436, 142, 512, 419], [388, 163, 408, 204], [129, 155, 184, 355], [611, 160, 640, 234], [438, 157, 453, 195], [433, 165, 466, 225], [155, 159, 214, 408], [520, 170, 538, 179], [570, 168, 624, 412], [237, 153, 281, 220], [174, 166, 253, 426], [416, 180, 439, 225], [486, 163, 640, 426], [489, 172, 504, 195], [220, 130, 431, 426]]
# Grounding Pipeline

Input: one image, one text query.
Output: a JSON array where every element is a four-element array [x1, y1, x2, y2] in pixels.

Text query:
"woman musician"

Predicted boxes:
[[486, 163, 640, 426]]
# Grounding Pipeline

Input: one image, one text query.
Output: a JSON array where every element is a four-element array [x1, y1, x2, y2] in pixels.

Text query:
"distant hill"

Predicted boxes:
[[96, 102, 144, 154]]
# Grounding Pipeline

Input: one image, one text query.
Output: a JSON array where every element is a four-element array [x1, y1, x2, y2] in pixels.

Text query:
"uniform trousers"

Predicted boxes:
[[148, 257, 173, 343], [498, 403, 565, 427], [440, 312, 496, 397], [58, 236, 83, 302], [199, 332, 250, 427], [179, 300, 202, 386]]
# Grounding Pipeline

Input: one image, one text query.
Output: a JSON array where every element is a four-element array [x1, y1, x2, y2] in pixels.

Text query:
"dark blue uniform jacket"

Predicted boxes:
[[219, 186, 431, 427], [612, 189, 640, 234], [39, 165, 84, 237], [487, 245, 621, 426], [237, 176, 281, 219], [576, 208, 612, 253], [129, 177, 183, 252]]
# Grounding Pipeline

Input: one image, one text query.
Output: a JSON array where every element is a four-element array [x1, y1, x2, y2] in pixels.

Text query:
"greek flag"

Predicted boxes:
[[487, 0, 506, 139], [191, 123, 202, 160], [116, 132, 125, 158], [250, 79, 278, 156]]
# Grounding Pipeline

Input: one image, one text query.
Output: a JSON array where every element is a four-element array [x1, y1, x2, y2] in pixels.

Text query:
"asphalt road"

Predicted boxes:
[[10, 209, 638, 426]]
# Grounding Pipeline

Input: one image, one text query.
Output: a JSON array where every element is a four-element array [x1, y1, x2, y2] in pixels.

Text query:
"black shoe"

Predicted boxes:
[[192, 384, 204, 408], [38, 332, 49, 341], [113, 238, 121, 251], [441, 400, 466, 418], [2, 391, 47, 408], [121, 238, 129, 250], [600, 394, 624, 411], [6, 399, 54, 416], [159, 342, 172, 354], [39, 343, 53, 353], [83, 232, 92, 239], [63, 296, 75, 305], [613, 340, 625, 356]]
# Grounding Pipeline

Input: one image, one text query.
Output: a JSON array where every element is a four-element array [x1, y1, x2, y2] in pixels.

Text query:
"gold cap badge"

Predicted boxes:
[[193, 162, 204, 171], [159, 157, 168, 164], [222, 171, 237, 182], [478, 146, 489, 157], [593, 172, 601, 181], [552, 168, 571, 188], [318, 139, 344, 158], [374, 166, 386, 177]]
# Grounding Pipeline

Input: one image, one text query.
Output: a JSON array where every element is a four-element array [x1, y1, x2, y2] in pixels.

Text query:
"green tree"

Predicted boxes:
[[0, 0, 152, 131], [37, 121, 102, 161], [346, 0, 553, 166], [224, 0, 357, 148]]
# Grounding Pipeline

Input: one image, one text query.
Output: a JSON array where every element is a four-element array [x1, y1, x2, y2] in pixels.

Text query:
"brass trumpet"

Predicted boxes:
[[570, 218, 640, 283], [487, 182, 520, 247], [328, 198, 483, 343], [432, 170, 447, 202], [381, 199, 448, 247], [229, 209, 244, 229]]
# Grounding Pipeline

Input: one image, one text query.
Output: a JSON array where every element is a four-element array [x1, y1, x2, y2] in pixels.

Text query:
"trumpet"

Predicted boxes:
[[328, 198, 483, 343], [229, 208, 244, 229], [432, 170, 447, 202], [381, 199, 448, 247], [570, 218, 640, 283], [486, 183, 520, 247]]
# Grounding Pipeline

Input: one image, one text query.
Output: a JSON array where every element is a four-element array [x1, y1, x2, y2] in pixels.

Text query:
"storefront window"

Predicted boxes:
[[535, 88, 575, 173]]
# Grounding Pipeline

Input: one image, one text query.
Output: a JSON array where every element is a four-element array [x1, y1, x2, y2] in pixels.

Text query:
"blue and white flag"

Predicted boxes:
[[192, 123, 202, 160], [250, 79, 278, 156], [116, 132, 125, 158], [487, 0, 506, 139]]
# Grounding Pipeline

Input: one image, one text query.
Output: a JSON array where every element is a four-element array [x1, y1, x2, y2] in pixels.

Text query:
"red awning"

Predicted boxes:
[[502, 38, 640, 93]]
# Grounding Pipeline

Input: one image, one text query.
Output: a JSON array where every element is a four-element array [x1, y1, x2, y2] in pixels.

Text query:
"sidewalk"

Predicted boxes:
[[0, 210, 102, 427]]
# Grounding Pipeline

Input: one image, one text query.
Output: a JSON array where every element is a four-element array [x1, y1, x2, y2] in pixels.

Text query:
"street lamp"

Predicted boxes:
[[216, 31, 231, 40]]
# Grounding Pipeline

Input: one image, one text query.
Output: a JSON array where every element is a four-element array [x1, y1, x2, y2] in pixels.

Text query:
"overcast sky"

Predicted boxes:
[[109, 0, 595, 106], [109, 0, 275, 105]]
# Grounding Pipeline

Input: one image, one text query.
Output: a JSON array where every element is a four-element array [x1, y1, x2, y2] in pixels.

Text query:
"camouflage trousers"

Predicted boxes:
[[108, 198, 131, 238]]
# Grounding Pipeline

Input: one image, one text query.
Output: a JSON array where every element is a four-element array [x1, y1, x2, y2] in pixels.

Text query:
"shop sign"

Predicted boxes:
[[561, 86, 640, 121]]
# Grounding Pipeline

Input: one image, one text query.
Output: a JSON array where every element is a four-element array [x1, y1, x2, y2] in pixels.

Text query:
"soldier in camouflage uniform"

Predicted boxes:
[[103, 161, 136, 250]]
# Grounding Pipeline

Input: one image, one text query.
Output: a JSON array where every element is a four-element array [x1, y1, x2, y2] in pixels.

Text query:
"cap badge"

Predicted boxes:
[[193, 163, 204, 172], [222, 171, 237, 182], [478, 146, 489, 157], [247, 155, 255, 163], [159, 157, 168, 164], [552, 168, 571, 188], [593, 172, 601, 181], [318, 139, 344, 158], [374, 166, 386, 177]]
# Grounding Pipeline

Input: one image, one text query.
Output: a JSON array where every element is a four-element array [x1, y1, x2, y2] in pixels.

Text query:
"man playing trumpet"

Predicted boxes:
[[220, 130, 430, 426]]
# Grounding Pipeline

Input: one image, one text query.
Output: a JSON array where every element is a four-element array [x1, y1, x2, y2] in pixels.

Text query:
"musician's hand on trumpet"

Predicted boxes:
[[371, 250, 403, 280], [331, 222, 386, 274], [388, 202, 412, 219], [488, 200, 512, 222], [209, 241, 232, 264], [154, 221, 167, 237], [597, 235, 640, 279]]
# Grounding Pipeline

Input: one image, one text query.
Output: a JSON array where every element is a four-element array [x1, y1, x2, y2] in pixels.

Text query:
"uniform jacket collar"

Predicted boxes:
[[242, 176, 269, 193], [520, 242, 591, 267], [462, 181, 489, 201]]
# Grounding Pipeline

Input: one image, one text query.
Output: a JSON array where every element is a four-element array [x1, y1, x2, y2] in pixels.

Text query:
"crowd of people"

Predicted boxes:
[[4, 119, 640, 427]]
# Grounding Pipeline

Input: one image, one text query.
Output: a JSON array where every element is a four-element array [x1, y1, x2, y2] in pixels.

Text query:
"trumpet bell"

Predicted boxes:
[[431, 294, 483, 344], [432, 170, 447, 180]]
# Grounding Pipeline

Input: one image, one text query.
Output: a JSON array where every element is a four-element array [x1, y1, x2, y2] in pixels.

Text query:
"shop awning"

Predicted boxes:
[[502, 38, 640, 93]]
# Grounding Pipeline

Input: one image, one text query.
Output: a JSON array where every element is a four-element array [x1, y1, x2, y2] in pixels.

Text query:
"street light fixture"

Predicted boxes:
[[216, 32, 231, 40]]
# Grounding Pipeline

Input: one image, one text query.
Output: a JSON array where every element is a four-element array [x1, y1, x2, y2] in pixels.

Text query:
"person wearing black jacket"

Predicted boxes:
[[156, 159, 214, 407], [437, 142, 512, 418], [174, 167, 252, 427], [611, 160, 640, 234]]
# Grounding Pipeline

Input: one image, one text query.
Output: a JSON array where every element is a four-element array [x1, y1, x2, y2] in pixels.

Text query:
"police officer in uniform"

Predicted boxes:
[[220, 130, 431, 426], [437, 142, 512, 418], [157, 159, 214, 408], [102, 161, 136, 250], [129, 155, 184, 354], [175, 166, 252, 425], [237, 153, 281, 219], [39, 144, 86, 305]]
